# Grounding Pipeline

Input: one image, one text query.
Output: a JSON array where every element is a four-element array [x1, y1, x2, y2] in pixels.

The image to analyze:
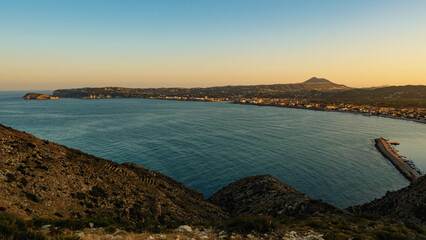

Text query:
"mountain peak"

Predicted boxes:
[[304, 77, 332, 84]]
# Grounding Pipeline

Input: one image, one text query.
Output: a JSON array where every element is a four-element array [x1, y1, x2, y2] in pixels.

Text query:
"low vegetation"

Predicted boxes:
[[1, 213, 425, 239]]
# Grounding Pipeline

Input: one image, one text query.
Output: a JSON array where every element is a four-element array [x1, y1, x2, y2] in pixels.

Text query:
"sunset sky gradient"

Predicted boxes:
[[1, 0, 426, 90]]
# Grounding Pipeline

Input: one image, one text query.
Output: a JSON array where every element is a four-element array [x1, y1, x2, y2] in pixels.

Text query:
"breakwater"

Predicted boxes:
[[375, 138, 422, 182]]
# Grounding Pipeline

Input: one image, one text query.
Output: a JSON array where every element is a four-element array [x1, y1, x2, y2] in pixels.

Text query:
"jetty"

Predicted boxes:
[[375, 138, 422, 182]]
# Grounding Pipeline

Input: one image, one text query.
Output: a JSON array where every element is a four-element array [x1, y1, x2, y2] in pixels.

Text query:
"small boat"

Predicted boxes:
[[390, 142, 400, 145]]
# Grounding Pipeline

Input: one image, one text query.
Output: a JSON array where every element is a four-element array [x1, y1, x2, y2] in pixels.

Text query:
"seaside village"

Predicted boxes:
[[235, 98, 426, 122]]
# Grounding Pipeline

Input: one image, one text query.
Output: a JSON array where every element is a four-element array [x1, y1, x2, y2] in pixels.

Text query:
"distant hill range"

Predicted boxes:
[[51, 77, 426, 107], [1, 124, 425, 226], [52, 77, 350, 99]]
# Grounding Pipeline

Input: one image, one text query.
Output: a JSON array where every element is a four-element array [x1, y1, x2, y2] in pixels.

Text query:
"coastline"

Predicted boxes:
[[19, 90, 426, 124], [231, 101, 426, 124]]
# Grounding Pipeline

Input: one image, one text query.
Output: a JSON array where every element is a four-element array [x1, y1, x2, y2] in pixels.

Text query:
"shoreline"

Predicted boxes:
[[231, 101, 426, 124], [20, 93, 426, 124]]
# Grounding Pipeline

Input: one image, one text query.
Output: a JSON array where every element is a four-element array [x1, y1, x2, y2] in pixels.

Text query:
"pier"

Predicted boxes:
[[375, 138, 422, 182]]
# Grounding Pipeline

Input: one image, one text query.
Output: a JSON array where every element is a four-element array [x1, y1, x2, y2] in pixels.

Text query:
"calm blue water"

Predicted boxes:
[[1, 91, 425, 208]]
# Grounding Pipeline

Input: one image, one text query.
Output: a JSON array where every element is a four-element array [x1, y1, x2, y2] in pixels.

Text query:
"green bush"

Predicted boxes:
[[374, 230, 407, 240], [24, 192, 40, 202], [5, 173, 16, 183], [404, 221, 425, 234], [0, 213, 46, 240], [32, 213, 118, 231]]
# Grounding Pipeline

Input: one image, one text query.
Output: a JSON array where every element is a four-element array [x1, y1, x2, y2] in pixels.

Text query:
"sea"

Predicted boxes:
[[1, 91, 425, 209]]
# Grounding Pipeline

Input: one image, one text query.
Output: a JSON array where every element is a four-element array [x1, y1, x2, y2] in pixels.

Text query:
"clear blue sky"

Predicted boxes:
[[1, 0, 426, 90]]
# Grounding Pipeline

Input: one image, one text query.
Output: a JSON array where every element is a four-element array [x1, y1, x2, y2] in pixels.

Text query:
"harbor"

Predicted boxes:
[[375, 138, 422, 182]]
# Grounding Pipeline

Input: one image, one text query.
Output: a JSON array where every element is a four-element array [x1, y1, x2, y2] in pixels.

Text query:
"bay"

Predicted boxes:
[[1, 91, 425, 208]]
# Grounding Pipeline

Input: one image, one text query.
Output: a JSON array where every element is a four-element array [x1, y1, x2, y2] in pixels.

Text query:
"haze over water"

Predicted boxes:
[[1, 91, 425, 208]]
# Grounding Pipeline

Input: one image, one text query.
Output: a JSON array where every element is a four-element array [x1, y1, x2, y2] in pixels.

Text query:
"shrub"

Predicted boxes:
[[0, 213, 46, 239], [404, 221, 424, 234], [221, 216, 279, 234], [6, 173, 16, 183], [24, 192, 40, 202], [75, 192, 87, 200], [374, 230, 407, 240], [19, 178, 28, 186], [88, 186, 107, 198]]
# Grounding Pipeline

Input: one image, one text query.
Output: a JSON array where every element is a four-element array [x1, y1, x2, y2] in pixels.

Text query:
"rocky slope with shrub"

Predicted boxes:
[[0, 124, 226, 224], [1, 124, 425, 239], [346, 175, 426, 226]]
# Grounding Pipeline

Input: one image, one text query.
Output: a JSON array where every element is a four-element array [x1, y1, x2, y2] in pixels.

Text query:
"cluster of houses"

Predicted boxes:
[[148, 96, 229, 102], [235, 98, 426, 122]]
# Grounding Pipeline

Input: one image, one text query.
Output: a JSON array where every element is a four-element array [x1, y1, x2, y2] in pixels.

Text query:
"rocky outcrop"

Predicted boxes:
[[208, 175, 342, 218], [0, 124, 226, 224], [346, 175, 426, 226], [23, 93, 58, 100]]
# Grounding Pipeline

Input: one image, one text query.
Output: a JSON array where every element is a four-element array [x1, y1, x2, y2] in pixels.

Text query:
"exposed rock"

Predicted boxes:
[[177, 225, 192, 233], [0, 124, 226, 224], [208, 175, 342, 218], [347, 175, 426, 226], [23, 93, 58, 100]]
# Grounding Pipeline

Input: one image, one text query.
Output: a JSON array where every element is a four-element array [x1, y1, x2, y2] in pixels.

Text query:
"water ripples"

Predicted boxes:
[[0, 92, 425, 208]]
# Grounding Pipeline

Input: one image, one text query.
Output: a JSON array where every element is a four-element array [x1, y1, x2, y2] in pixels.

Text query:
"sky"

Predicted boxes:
[[1, 0, 426, 90]]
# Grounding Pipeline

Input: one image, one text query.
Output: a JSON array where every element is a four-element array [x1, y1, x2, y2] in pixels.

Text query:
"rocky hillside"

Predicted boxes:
[[1, 123, 425, 235], [347, 175, 426, 225], [208, 175, 342, 218], [0, 124, 226, 224]]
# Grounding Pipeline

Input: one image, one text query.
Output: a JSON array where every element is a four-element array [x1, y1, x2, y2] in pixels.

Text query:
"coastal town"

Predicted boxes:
[[54, 93, 426, 123], [234, 97, 426, 123], [26, 79, 426, 124]]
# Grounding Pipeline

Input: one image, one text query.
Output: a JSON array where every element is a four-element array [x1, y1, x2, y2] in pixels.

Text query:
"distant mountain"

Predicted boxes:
[[347, 175, 426, 225], [304, 77, 332, 84], [208, 175, 342, 218], [238, 77, 350, 92]]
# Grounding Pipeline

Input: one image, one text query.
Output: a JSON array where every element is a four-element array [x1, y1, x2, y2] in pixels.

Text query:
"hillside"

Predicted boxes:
[[209, 175, 342, 218], [347, 175, 426, 226], [50, 79, 426, 108], [52, 77, 350, 99], [310, 85, 426, 108], [0, 124, 226, 224], [1, 124, 426, 239]]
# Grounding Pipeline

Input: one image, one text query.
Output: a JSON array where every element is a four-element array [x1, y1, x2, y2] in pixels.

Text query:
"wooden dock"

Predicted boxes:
[[375, 138, 421, 182]]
